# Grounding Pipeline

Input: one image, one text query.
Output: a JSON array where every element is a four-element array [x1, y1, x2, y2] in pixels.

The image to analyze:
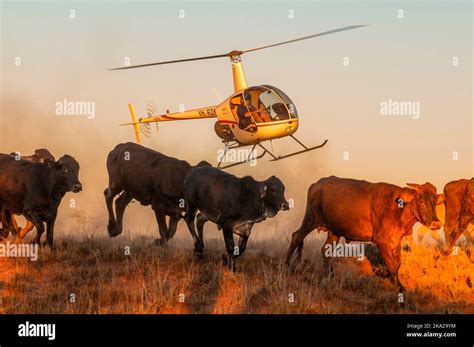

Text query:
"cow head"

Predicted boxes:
[[52, 155, 82, 193], [398, 182, 442, 230], [261, 176, 289, 218]]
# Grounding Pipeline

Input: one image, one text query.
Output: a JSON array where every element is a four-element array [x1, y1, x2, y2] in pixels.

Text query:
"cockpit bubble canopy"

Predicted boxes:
[[241, 85, 298, 124]]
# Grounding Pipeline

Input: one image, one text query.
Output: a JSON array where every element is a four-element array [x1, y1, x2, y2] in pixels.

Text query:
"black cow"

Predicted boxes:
[[0, 153, 82, 246], [1, 149, 56, 239], [104, 142, 210, 245], [184, 166, 289, 269]]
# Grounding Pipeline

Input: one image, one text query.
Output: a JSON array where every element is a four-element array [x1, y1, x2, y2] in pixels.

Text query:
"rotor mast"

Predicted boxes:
[[228, 51, 248, 92]]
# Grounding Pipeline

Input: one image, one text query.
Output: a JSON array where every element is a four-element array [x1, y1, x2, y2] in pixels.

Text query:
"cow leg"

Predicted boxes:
[[464, 228, 474, 259], [104, 186, 122, 236], [8, 212, 20, 235], [376, 242, 404, 292], [449, 216, 472, 257], [165, 214, 180, 242], [23, 210, 45, 245], [1, 208, 9, 238], [184, 203, 203, 256], [45, 212, 57, 248], [0, 209, 25, 239], [222, 225, 237, 271], [152, 207, 169, 247], [443, 228, 461, 256], [321, 231, 340, 276], [391, 244, 403, 290], [235, 224, 252, 258], [114, 191, 132, 237], [285, 213, 317, 266], [2, 208, 19, 237], [196, 213, 208, 250]]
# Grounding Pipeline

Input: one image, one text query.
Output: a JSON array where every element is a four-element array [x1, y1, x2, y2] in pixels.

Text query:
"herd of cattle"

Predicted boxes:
[[0, 142, 472, 291]]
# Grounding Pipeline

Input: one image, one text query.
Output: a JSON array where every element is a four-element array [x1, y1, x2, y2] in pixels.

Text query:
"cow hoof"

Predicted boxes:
[[154, 238, 166, 247], [107, 224, 120, 237], [193, 250, 204, 259], [220, 254, 237, 271], [1, 228, 7, 238], [402, 244, 411, 253], [41, 241, 54, 249]]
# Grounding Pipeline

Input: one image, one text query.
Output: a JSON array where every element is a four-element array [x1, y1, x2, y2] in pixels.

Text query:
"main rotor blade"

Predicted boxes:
[[109, 53, 228, 70], [109, 25, 367, 71], [242, 25, 368, 54]]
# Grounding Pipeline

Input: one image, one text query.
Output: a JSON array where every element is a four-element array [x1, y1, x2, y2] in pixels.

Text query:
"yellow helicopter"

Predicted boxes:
[[111, 25, 367, 168]]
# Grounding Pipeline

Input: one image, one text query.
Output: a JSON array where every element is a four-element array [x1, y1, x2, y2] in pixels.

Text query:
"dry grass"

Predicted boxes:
[[0, 230, 472, 314]]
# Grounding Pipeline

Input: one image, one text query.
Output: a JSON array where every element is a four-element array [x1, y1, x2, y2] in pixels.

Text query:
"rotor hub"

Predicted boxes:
[[227, 50, 243, 63]]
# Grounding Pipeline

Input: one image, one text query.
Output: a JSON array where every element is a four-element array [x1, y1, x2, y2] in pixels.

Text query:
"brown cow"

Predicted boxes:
[[442, 178, 474, 255], [285, 176, 443, 291]]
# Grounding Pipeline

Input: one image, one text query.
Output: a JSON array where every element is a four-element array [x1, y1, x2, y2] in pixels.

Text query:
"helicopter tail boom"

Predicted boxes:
[[121, 105, 218, 143]]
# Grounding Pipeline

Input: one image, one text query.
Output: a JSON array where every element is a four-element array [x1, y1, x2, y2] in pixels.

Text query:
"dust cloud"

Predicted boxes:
[[0, 93, 329, 244]]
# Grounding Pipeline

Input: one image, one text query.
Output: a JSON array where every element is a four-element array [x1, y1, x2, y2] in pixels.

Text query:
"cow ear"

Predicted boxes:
[[397, 191, 415, 206], [436, 194, 445, 205], [260, 184, 267, 198], [406, 183, 421, 191]]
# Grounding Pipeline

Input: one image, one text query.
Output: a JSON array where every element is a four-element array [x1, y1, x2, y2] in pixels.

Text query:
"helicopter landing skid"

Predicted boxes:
[[217, 136, 328, 169], [263, 136, 328, 162], [218, 144, 267, 169]]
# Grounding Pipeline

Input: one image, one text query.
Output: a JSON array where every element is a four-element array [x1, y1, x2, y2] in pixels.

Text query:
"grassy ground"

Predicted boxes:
[[0, 231, 472, 314]]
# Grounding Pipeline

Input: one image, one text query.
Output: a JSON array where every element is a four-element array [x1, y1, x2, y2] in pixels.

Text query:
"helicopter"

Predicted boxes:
[[111, 25, 367, 168]]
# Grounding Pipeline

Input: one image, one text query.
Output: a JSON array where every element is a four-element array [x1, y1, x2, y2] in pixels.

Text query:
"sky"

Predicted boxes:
[[0, 0, 472, 237]]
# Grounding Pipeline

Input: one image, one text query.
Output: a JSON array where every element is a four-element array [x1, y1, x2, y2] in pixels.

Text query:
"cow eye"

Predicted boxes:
[[62, 167, 68, 173]]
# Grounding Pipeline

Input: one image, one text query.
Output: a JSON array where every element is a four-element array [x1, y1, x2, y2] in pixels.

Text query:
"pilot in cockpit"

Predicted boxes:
[[236, 94, 256, 131]]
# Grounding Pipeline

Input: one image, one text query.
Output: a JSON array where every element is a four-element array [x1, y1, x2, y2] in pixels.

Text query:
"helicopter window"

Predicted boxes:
[[261, 85, 298, 118], [244, 87, 291, 122]]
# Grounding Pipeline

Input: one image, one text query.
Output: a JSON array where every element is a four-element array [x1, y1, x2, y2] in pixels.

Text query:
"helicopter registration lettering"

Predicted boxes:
[[198, 108, 216, 117]]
